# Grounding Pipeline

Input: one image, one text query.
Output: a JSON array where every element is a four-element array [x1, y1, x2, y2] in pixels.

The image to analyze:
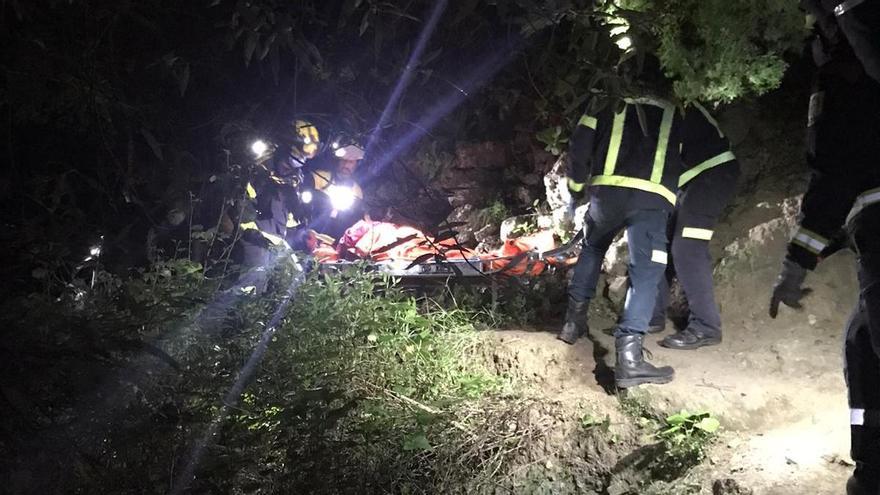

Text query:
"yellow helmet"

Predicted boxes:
[[292, 119, 320, 159]]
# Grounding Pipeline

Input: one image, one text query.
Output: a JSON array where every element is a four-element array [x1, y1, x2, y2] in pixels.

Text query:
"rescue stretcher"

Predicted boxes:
[[313, 220, 582, 282]]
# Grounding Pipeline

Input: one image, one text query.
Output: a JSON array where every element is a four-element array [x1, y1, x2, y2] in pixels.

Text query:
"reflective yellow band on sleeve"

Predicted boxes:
[[603, 109, 627, 176], [240, 221, 288, 247], [792, 227, 829, 254], [246, 183, 257, 199], [681, 227, 714, 241], [651, 105, 674, 184], [590, 175, 676, 204], [567, 178, 586, 192], [578, 114, 598, 129], [679, 150, 736, 187]]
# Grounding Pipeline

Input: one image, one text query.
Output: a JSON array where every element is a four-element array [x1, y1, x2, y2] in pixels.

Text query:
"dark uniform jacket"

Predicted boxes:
[[678, 103, 738, 189], [567, 97, 684, 211], [240, 154, 303, 247], [787, 0, 880, 270]]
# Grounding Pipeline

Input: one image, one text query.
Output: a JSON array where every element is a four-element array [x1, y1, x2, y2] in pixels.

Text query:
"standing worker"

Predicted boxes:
[[770, 2, 880, 493], [559, 95, 683, 389], [651, 103, 740, 349], [239, 119, 320, 270]]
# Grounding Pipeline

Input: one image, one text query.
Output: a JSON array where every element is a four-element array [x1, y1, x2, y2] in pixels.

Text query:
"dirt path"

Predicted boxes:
[[488, 244, 859, 494], [489, 318, 852, 494]]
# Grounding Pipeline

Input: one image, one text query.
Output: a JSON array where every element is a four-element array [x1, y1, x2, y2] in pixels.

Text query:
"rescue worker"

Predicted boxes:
[[769, 2, 880, 493], [651, 103, 740, 349], [304, 143, 366, 242], [559, 95, 683, 388], [239, 119, 319, 270]]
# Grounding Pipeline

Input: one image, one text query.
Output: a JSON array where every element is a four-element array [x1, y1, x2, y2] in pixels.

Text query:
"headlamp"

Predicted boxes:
[[327, 185, 355, 211], [251, 140, 269, 157], [300, 190, 313, 204]]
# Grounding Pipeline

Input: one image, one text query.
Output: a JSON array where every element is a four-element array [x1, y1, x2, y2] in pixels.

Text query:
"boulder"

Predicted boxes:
[[602, 233, 629, 277], [453, 141, 508, 170]]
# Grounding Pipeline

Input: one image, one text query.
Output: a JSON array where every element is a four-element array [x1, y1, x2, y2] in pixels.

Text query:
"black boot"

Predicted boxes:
[[659, 326, 721, 350], [615, 334, 674, 388], [847, 474, 879, 495], [647, 319, 666, 334], [558, 300, 589, 345], [847, 463, 880, 495]]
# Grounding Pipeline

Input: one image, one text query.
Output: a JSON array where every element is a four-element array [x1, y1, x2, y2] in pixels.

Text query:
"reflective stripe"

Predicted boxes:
[[694, 102, 724, 137], [603, 110, 627, 176], [590, 175, 676, 204], [852, 408, 865, 425], [682, 227, 714, 240], [792, 227, 829, 254], [679, 150, 736, 187], [846, 187, 880, 225], [651, 250, 668, 264], [834, 0, 865, 16], [623, 97, 670, 108], [578, 114, 598, 129], [246, 183, 257, 199], [568, 178, 586, 192], [240, 221, 287, 247], [651, 105, 674, 183]]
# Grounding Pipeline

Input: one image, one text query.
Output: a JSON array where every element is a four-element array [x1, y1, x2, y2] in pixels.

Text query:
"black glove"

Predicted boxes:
[[568, 185, 586, 201], [769, 259, 812, 318]]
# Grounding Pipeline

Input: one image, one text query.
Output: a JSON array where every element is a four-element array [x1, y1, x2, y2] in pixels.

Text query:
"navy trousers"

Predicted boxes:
[[568, 194, 670, 336], [652, 163, 738, 333]]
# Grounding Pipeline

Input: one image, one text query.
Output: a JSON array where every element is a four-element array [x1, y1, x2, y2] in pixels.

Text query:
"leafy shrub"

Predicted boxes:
[[617, 0, 804, 103], [652, 409, 720, 479]]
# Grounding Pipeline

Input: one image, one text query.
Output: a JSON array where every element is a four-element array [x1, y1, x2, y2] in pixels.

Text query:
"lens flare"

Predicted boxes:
[[251, 140, 268, 156], [327, 185, 355, 211]]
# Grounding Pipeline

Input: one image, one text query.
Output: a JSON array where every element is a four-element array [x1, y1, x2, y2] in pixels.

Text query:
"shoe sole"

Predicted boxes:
[[658, 338, 721, 350], [615, 375, 674, 388], [557, 334, 578, 345]]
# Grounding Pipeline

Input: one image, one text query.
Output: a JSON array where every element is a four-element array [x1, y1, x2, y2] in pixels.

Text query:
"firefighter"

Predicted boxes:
[[651, 103, 740, 349], [770, 2, 880, 493], [239, 119, 319, 270], [304, 143, 366, 242], [559, 96, 683, 388]]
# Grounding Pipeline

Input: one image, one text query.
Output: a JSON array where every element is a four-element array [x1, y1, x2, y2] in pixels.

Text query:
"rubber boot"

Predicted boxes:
[[614, 334, 674, 388], [659, 326, 721, 350], [558, 300, 589, 345]]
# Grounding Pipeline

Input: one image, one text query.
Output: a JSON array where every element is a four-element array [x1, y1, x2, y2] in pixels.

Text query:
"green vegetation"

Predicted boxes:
[[479, 199, 511, 227], [654, 410, 721, 479], [616, 0, 804, 103]]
